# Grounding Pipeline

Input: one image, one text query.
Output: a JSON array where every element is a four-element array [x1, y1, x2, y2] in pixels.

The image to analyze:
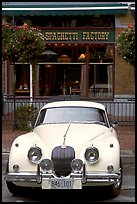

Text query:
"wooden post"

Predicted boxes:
[[85, 44, 89, 98]]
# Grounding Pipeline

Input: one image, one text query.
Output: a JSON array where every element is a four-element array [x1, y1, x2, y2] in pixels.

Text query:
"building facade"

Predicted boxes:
[[2, 2, 135, 99]]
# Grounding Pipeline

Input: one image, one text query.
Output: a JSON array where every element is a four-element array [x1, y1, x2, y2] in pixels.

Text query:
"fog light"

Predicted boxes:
[[71, 159, 83, 173], [13, 164, 19, 172], [107, 165, 114, 173], [40, 159, 53, 172]]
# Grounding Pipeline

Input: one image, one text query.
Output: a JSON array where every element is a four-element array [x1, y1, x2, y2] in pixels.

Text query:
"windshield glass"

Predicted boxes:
[[35, 107, 109, 127]]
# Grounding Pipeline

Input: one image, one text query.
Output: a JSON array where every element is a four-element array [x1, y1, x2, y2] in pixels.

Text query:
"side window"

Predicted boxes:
[[35, 109, 46, 127]]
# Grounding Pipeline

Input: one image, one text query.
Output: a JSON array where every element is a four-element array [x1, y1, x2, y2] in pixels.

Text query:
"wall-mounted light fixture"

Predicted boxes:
[[78, 53, 86, 62]]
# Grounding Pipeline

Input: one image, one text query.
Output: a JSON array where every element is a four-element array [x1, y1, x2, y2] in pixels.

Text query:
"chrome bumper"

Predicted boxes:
[[5, 172, 121, 185], [5, 163, 121, 188]]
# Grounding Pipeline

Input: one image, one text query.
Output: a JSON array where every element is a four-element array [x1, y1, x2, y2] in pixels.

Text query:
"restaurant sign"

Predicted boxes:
[[42, 29, 115, 43]]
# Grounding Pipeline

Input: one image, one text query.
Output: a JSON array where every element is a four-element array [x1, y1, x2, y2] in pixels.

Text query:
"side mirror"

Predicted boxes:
[[111, 121, 118, 128]]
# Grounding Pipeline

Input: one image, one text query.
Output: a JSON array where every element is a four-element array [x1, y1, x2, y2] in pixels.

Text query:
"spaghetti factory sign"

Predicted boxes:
[[43, 30, 115, 43]]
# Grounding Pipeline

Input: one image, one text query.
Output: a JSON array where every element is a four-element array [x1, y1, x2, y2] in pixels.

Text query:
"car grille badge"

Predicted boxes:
[[61, 144, 67, 148]]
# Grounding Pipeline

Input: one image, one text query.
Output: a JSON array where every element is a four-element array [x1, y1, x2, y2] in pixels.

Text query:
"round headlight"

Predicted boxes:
[[84, 147, 99, 164], [71, 159, 83, 172], [40, 159, 53, 172], [28, 146, 42, 163]]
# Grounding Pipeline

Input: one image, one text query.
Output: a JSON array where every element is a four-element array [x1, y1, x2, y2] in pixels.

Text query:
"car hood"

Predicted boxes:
[[34, 124, 110, 154]]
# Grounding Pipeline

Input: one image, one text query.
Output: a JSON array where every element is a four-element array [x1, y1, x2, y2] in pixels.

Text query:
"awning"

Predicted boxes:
[[130, 3, 135, 16], [2, 2, 129, 16]]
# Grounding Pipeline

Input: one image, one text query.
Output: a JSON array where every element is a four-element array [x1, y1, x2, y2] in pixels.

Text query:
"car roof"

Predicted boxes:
[[40, 101, 106, 111]]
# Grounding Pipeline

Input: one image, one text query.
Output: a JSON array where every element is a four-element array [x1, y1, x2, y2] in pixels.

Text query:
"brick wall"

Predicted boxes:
[[115, 13, 135, 95]]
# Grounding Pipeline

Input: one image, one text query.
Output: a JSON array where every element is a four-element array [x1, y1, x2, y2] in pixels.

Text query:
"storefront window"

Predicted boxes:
[[13, 43, 114, 98], [15, 64, 30, 96], [39, 64, 81, 96], [89, 64, 113, 98]]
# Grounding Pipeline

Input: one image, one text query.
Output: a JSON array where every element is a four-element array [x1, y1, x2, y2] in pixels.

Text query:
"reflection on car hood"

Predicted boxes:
[[34, 123, 109, 152]]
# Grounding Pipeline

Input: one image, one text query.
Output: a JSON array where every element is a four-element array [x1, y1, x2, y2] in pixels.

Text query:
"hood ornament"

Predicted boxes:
[[61, 123, 71, 149]]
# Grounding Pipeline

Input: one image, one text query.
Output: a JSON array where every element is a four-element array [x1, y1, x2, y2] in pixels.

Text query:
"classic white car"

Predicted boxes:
[[5, 100, 122, 198]]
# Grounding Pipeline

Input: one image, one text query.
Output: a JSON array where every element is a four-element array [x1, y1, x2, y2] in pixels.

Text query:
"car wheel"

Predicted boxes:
[[108, 158, 123, 198]]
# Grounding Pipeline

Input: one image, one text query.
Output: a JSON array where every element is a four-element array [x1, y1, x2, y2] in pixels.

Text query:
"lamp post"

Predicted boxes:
[[30, 64, 33, 102]]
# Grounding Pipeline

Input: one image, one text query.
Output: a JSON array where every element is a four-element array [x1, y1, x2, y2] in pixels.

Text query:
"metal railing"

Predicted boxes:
[[2, 94, 135, 128]]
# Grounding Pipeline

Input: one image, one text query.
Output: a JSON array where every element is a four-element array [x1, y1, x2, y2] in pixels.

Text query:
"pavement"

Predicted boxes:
[[2, 125, 135, 163]]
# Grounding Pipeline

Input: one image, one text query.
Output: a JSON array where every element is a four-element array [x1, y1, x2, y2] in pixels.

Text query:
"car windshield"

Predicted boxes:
[[35, 107, 109, 127]]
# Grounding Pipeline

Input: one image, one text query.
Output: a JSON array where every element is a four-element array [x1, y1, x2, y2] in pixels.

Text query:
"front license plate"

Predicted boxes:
[[51, 178, 73, 189]]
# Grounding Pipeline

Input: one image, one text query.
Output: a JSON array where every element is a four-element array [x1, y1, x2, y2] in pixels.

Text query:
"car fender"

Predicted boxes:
[[8, 132, 48, 172], [79, 131, 121, 172]]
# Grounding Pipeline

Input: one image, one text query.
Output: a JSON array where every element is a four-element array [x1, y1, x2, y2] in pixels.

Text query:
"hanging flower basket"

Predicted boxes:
[[2, 22, 46, 63], [2, 22, 14, 61], [116, 25, 135, 67]]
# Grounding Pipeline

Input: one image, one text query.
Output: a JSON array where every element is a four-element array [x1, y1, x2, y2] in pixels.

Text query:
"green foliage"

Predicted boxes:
[[116, 25, 135, 67], [2, 22, 14, 61], [15, 105, 38, 131], [91, 49, 106, 62]]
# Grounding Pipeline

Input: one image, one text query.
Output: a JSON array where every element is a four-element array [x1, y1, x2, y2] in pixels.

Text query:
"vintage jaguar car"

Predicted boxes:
[[5, 100, 122, 197]]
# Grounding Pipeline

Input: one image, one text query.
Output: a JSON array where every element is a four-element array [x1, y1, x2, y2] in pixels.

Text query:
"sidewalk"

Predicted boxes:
[[2, 125, 135, 162], [115, 125, 135, 164]]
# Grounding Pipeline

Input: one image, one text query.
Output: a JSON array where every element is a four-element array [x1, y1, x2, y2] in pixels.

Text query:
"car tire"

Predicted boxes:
[[107, 158, 123, 198], [6, 180, 28, 196]]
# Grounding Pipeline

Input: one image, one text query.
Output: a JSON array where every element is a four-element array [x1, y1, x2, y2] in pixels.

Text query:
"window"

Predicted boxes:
[[89, 64, 113, 98], [35, 107, 108, 127], [15, 64, 30, 95]]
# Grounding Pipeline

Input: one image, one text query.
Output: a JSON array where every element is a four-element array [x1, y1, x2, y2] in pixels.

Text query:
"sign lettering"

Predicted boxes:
[[42, 30, 115, 43], [45, 32, 78, 41], [82, 32, 109, 41]]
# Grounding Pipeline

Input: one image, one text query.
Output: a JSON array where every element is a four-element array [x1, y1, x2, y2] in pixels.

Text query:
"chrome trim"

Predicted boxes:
[[84, 147, 99, 164], [82, 162, 86, 183], [28, 146, 42, 164], [86, 172, 121, 179], [5, 171, 121, 185], [36, 163, 42, 184]]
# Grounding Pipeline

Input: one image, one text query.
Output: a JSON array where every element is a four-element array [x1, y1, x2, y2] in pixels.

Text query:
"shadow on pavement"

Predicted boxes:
[[11, 186, 117, 202]]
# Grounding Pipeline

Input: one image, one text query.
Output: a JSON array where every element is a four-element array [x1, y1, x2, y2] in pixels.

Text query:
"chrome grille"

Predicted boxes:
[[51, 146, 75, 177]]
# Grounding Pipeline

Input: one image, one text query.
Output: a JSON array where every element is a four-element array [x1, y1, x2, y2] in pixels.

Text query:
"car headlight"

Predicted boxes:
[[40, 159, 53, 172], [84, 147, 99, 164], [71, 159, 83, 173], [28, 146, 42, 163]]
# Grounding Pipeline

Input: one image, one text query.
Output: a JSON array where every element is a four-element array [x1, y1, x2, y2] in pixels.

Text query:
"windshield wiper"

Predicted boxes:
[[84, 120, 105, 125], [40, 122, 58, 125]]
